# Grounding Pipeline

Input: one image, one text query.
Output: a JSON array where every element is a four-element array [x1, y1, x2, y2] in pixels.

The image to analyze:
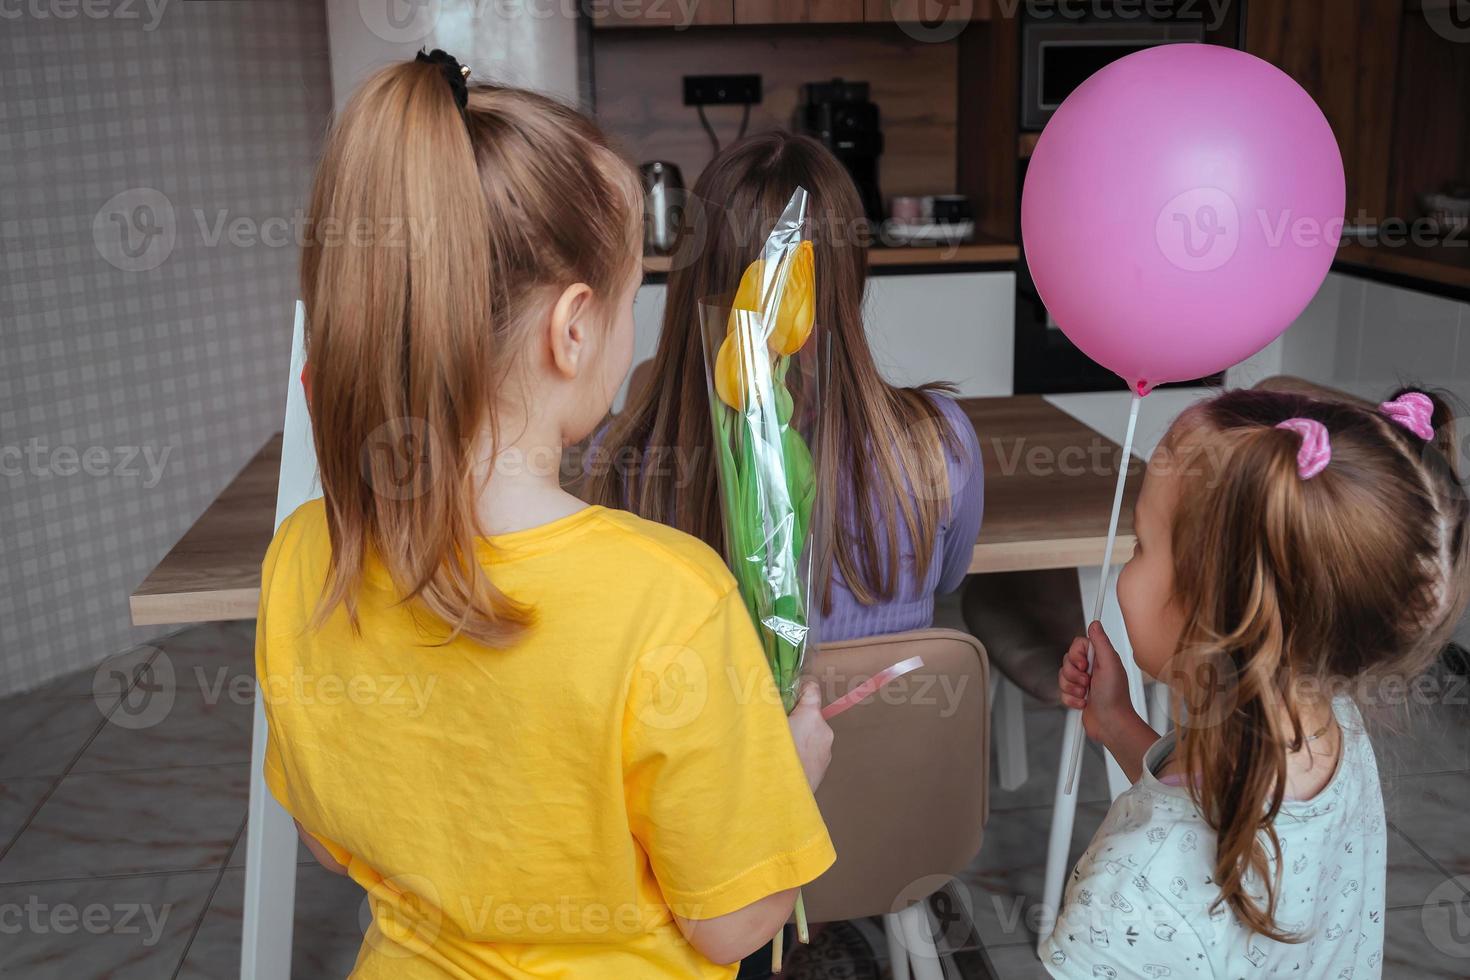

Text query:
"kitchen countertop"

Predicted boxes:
[[642, 238, 1020, 277]]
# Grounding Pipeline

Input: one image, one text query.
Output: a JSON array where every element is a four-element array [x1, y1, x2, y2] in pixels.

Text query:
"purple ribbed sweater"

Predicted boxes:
[[597, 393, 984, 643]]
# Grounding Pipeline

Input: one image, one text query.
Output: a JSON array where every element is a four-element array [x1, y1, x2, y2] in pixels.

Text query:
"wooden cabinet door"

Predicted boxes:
[[733, 0, 864, 23], [1246, 0, 1402, 223], [588, 0, 734, 28], [866, 0, 990, 24]]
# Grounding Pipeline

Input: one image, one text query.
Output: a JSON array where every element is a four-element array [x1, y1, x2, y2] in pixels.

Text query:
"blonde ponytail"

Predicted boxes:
[[301, 60, 640, 646]]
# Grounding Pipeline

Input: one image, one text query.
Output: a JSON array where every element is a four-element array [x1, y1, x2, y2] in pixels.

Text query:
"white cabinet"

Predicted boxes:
[[620, 269, 1018, 409], [862, 271, 1016, 397], [615, 281, 670, 412]]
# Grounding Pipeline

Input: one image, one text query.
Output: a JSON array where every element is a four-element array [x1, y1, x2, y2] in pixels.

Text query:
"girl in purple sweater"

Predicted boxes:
[[588, 132, 983, 645]]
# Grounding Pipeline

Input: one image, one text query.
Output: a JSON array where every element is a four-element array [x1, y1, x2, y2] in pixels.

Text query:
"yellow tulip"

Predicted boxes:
[[714, 331, 747, 410], [729, 240, 814, 356]]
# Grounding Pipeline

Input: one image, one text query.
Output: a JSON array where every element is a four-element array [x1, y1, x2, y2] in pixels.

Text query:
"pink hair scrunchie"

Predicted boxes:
[[1275, 418, 1332, 480], [1380, 392, 1436, 441]]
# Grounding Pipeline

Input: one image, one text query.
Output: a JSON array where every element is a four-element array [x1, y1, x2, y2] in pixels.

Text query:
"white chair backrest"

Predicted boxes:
[[275, 301, 322, 530]]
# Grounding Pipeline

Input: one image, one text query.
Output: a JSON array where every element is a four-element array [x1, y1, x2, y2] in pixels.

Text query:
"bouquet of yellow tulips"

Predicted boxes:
[[699, 189, 821, 966]]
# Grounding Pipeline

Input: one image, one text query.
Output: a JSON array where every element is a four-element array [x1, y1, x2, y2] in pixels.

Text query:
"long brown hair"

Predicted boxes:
[[1163, 386, 1469, 941], [300, 60, 639, 646], [588, 132, 958, 611]]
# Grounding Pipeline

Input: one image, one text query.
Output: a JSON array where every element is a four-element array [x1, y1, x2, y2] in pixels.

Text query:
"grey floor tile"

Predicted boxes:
[[1385, 772, 1470, 889], [959, 801, 1110, 950], [1387, 825, 1468, 911], [0, 869, 216, 979], [72, 686, 253, 774], [1384, 904, 1470, 979], [1373, 689, 1470, 777], [975, 941, 1053, 979], [156, 621, 257, 689], [30, 643, 163, 701], [177, 864, 364, 979], [0, 695, 111, 779], [0, 777, 56, 849], [0, 765, 249, 883]]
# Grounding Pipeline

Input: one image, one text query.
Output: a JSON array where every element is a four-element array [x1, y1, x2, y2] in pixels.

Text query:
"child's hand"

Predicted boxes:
[[788, 680, 834, 791], [1059, 621, 1140, 745]]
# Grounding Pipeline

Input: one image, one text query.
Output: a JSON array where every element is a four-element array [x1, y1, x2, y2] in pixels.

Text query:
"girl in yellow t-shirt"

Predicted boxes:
[[257, 51, 835, 979]]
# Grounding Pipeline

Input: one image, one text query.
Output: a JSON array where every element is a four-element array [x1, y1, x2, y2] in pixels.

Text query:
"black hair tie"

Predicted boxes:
[[416, 48, 470, 113]]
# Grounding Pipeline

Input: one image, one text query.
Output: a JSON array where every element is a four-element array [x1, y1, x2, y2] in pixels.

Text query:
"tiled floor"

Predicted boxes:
[[2, 621, 1468, 978]]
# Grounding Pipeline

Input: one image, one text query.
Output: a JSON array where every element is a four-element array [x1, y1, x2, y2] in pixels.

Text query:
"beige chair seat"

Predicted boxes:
[[960, 569, 1082, 707]]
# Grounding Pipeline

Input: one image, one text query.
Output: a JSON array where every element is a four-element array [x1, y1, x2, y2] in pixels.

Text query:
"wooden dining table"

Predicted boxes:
[[130, 395, 1141, 624], [128, 393, 1146, 978]]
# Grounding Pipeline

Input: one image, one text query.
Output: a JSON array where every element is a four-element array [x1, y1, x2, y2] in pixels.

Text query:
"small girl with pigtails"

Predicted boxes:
[[1046, 386, 1469, 978]]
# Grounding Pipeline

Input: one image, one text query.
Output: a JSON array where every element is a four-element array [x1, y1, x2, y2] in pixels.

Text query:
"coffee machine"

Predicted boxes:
[[799, 79, 884, 223]]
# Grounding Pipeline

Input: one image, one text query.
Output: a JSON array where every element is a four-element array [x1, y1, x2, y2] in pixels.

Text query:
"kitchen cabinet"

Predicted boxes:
[[587, 0, 734, 28], [863, 272, 1015, 397], [617, 282, 671, 411], [865, 0, 991, 24], [1246, 0, 1402, 223], [733, 0, 864, 23]]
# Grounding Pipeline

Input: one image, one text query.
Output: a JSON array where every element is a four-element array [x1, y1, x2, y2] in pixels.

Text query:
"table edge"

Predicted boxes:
[[130, 588, 261, 627], [969, 534, 1136, 574]]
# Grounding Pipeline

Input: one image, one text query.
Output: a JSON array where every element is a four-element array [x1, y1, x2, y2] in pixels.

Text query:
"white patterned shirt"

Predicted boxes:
[[1043, 698, 1386, 979]]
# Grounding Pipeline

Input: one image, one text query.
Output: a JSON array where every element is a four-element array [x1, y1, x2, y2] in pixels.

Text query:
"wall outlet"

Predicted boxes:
[[683, 74, 762, 106]]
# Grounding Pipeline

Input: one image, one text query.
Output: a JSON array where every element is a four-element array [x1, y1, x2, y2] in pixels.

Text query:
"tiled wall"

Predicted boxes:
[[1284, 272, 1470, 647], [1278, 273, 1470, 401], [0, 2, 332, 694]]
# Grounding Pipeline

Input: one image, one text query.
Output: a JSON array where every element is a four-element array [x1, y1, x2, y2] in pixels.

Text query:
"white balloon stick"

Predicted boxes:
[[1063, 393, 1142, 796]]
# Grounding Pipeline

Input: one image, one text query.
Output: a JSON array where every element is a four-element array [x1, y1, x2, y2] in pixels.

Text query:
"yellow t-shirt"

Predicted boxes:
[[256, 499, 834, 979]]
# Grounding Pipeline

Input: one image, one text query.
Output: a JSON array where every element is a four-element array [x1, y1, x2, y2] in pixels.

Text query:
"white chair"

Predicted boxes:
[[241, 300, 320, 979]]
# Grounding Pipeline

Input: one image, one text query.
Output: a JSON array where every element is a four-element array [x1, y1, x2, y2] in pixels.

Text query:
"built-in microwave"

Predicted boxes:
[[1014, 11, 1229, 394], [1021, 20, 1207, 132]]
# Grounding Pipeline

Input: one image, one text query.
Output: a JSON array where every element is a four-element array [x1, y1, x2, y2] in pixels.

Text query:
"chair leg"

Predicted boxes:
[[899, 903, 946, 980], [1037, 709, 1081, 958], [1148, 681, 1171, 734], [993, 676, 1028, 792], [884, 912, 911, 980]]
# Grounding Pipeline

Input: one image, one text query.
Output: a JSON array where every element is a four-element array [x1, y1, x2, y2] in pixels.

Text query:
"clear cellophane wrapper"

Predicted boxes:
[[698, 188, 821, 714]]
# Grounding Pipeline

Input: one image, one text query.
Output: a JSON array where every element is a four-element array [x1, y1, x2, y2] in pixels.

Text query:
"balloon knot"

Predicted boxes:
[[1135, 379, 1151, 396]]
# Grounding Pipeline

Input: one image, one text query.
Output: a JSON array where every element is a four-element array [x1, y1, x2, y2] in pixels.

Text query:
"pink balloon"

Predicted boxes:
[[1021, 44, 1345, 395]]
